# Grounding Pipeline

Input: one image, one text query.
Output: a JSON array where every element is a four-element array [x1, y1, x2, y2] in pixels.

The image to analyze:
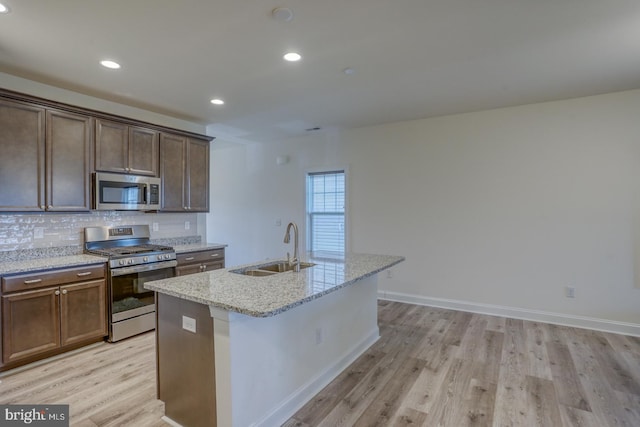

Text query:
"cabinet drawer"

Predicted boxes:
[[176, 249, 224, 265], [2, 264, 105, 294]]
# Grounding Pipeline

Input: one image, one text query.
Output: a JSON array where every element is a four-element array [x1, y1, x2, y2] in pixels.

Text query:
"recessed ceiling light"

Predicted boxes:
[[100, 60, 121, 69], [210, 98, 224, 105], [272, 7, 293, 22], [283, 52, 302, 62], [0, 3, 10, 13]]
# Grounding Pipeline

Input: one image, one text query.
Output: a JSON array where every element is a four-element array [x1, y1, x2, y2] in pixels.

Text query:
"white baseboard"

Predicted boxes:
[[160, 416, 183, 427], [256, 328, 380, 427], [379, 290, 640, 337]]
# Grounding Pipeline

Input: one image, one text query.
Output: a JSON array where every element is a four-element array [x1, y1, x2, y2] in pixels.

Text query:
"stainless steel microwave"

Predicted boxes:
[[93, 172, 161, 211]]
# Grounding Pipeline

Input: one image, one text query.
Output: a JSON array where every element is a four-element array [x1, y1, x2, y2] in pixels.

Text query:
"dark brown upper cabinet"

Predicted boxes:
[[160, 133, 210, 212], [0, 89, 213, 213], [46, 109, 92, 211], [0, 99, 91, 212], [95, 119, 159, 176], [0, 98, 45, 211]]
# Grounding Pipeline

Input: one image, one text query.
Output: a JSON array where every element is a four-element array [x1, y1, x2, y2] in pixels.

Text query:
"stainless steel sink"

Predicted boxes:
[[257, 261, 315, 273], [241, 269, 277, 277], [231, 261, 315, 276]]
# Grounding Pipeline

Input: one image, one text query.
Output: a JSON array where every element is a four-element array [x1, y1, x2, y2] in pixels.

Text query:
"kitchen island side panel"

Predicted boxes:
[[157, 293, 216, 427], [211, 275, 380, 427]]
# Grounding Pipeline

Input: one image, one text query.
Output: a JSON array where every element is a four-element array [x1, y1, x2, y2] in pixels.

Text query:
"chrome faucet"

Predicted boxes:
[[283, 222, 300, 272]]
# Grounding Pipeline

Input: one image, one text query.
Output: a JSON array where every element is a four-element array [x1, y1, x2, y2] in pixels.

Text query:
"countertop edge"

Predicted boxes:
[[0, 254, 109, 276], [173, 243, 228, 254]]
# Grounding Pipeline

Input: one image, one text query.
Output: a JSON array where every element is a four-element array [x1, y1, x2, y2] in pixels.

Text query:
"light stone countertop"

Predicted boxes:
[[144, 252, 405, 317], [172, 242, 227, 254], [0, 254, 108, 276], [0, 240, 225, 276]]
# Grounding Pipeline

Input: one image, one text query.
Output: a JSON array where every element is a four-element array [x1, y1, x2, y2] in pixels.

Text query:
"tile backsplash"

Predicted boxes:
[[0, 211, 201, 253]]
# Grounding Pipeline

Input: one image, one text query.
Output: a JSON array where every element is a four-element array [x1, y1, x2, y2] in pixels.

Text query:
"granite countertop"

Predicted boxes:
[[0, 238, 226, 276], [173, 242, 228, 254], [0, 254, 109, 276], [145, 252, 405, 317]]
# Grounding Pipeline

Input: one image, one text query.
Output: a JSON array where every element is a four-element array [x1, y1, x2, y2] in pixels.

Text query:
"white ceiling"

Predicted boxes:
[[1, 0, 639, 143]]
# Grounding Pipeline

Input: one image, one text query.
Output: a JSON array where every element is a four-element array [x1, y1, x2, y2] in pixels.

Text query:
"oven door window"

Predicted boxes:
[[110, 268, 172, 321]]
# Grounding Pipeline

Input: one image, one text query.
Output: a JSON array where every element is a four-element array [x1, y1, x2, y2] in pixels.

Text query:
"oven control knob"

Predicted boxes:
[[119, 260, 125, 266], [157, 255, 163, 261], [143, 256, 149, 262], [165, 254, 172, 260], [128, 259, 134, 265]]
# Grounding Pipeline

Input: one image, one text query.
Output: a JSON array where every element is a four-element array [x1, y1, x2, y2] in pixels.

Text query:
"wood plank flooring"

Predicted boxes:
[[1, 301, 639, 426], [287, 301, 640, 427], [0, 332, 165, 426]]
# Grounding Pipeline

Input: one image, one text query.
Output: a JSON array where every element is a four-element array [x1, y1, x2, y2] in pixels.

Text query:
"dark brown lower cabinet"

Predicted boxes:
[[0, 265, 108, 371], [60, 280, 108, 346], [1, 288, 61, 363], [175, 248, 225, 276]]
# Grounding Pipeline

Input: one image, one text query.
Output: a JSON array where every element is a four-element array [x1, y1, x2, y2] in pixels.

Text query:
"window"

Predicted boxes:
[[307, 170, 345, 253]]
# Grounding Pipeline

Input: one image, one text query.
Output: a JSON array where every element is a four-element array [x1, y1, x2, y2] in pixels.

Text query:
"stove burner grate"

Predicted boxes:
[[86, 244, 173, 258]]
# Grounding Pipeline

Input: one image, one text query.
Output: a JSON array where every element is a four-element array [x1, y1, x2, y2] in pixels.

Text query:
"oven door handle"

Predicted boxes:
[[110, 260, 177, 277]]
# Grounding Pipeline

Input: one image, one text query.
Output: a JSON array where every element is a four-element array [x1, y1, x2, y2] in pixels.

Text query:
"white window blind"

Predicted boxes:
[[307, 171, 345, 253]]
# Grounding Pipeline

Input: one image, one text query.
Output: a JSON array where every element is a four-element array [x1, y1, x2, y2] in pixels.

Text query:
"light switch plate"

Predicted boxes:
[[182, 315, 196, 333]]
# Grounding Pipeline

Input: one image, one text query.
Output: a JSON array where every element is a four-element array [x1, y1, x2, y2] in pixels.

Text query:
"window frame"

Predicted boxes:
[[305, 168, 348, 254]]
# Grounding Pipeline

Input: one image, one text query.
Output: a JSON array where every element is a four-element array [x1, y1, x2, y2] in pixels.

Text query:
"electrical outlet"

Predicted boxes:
[[386, 269, 393, 279], [565, 286, 576, 298], [315, 327, 323, 345], [152, 222, 159, 232], [275, 219, 282, 227], [182, 315, 196, 333], [184, 221, 190, 230]]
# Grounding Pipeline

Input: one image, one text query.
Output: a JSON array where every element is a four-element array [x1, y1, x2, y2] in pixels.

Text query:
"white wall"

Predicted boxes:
[[207, 89, 640, 328]]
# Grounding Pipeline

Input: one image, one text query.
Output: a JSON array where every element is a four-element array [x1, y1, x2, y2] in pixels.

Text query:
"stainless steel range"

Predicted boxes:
[[84, 225, 176, 342]]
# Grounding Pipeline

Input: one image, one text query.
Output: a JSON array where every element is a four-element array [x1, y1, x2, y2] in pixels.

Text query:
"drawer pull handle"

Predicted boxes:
[[76, 272, 92, 277], [62, 289, 68, 295], [24, 279, 43, 284], [185, 257, 195, 261], [55, 290, 60, 295], [210, 254, 219, 257]]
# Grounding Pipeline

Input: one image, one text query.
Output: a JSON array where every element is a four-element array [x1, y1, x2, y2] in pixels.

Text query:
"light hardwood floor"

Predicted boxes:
[[1, 301, 639, 426]]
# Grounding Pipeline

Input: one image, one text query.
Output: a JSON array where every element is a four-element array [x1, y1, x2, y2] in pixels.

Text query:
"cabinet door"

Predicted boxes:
[[46, 109, 92, 211], [95, 119, 128, 174], [200, 261, 224, 272], [2, 288, 60, 363], [160, 133, 187, 211], [0, 99, 45, 211], [59, 280, 107, 346], [187, 138, 210, 212], [129, 126, 159, 176]]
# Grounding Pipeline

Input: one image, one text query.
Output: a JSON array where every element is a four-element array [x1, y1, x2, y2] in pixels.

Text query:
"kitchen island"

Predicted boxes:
[[145, 252, 404, 427]]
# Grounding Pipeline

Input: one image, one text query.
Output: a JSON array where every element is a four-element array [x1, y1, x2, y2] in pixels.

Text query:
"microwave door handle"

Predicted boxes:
[[145, 184, 150, 205]]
